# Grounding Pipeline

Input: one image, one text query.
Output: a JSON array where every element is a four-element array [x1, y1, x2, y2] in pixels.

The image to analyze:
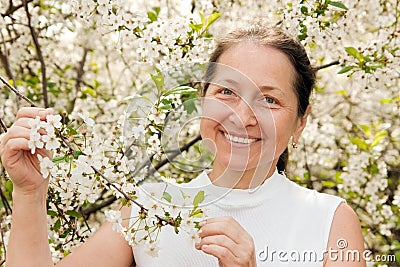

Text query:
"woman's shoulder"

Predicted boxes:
[[279, 173, 345, 211]]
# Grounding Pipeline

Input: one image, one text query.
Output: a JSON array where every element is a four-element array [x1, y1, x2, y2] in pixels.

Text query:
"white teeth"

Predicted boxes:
[[224, 132, 258, 144]]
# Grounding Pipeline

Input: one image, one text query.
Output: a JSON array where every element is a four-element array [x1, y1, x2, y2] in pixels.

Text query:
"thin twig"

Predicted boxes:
[[0, 185, 12, 215], [0, 76, 36, 106], [315, 60, 340, 71], [0, 118, 7, 133], [79, 207, 92, 233], [68, 48, 89, 114], [3, 0, 34, 16], [0, 225, 5, 266], [0, 30, 14, 80], [91, 166, 145, 210], [23, 0, 49, 108], [149, 134, 202, 176], [82, 195, 117, 215]]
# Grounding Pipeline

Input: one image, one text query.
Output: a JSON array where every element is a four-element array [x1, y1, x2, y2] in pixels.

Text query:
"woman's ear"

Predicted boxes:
[[292, 105, 312, 143]]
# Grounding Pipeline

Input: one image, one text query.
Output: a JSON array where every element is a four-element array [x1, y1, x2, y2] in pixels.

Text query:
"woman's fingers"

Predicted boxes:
[[200, 243, 236, 263], [199, 216, 245, 244], [0, 137, 30, 165], [15, 107, 53, 120], [0, 125, 31, 147], [196, 216, 256, 266], [196, 234, 238, 254]]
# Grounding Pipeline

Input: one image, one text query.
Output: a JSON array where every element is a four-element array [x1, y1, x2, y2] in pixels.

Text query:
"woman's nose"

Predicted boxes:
[[228, 98, 257, 127]]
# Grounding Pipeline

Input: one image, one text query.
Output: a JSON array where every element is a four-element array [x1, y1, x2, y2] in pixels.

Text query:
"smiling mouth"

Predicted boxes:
[[223, 132, 260, 144]]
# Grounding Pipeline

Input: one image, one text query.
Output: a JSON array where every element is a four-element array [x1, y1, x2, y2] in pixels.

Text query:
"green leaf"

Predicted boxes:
[[164, 86, 197, 96], [66, 210, 82, 218], [5, 180, 13, 192], [81, 87, 96, 97], [380, 98, 393, 104], [163, 191, 172, 203], [322, 181, 336, 187], [52, 155, 70, 164], [73, 150, 85, 158], [190, 23, 203, 32], [67, 126, 78, 135], [335, 172, 343, 183], [359, 124, 371, 138], [199, 11, 206, 25], [180, 190, 191, 199], [190, 208, 203, 218], [370, 130, 387, 147], [183, 99, 197, 114], [53, 219, 61, 232], [350, 137, 368, 151], [337, 65, 354, 74], [345, 47, 364, 62], [300, 6, 308, 14], [152, 7, 160, 15], [328, 1, 349, 10], [151, 70, 164, 93], [47, 210, 58, 217], [205, 13, 221, 30], [335, 89, 346, 95], [147, 11, 157, 22], [193, 190, 205, 208], [159, 104, 172, 110]]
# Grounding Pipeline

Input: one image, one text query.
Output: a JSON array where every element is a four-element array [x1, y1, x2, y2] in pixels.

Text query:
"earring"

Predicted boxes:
[[291, 136, 298, 149]]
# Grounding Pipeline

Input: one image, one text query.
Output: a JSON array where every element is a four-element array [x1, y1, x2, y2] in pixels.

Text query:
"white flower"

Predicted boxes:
[[28, 131, 44, 154], [38, 154, 55, 179], [46, 114, 62, 129], [77, 111, 95, 127], [28, 116, 42, 130], [146, 201, 165, 219], [42, 133, 61, 150], [144, 240, 159, 257], [132, 124, 145, 139]]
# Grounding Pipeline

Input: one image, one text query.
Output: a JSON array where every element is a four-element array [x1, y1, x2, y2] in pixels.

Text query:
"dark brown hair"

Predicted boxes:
[[202, 24, 316, 173]]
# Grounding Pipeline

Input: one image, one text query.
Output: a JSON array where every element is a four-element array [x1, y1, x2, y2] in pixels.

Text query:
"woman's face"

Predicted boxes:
[[200, 41, 308, 175]]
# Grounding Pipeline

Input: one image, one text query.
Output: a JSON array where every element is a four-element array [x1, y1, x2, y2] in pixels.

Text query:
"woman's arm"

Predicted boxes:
[[57, 205, 134, 267], [324, 202, 366, 267], [1, 107, 134, 267], [8, 192, 134, 267]]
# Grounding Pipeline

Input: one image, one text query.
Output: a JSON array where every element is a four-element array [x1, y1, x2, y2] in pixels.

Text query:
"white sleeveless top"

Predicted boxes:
[[130, 169, 344, 266]]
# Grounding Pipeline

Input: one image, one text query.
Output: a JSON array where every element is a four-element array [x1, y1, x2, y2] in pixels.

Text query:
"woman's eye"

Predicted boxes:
[[265, 96, 276, 104], [221, 88, 233, 95]]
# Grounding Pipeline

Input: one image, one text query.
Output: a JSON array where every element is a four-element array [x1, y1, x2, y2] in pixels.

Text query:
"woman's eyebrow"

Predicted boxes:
[[211, 78, 240, 87], [259, 85, 283, 94]]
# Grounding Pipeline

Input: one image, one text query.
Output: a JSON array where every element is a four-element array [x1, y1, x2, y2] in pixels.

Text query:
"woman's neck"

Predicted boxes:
[[208, 161, 277, 189]]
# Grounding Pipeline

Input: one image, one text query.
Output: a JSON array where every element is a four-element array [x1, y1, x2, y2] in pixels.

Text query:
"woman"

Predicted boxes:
[[0, 25, 365, 266]]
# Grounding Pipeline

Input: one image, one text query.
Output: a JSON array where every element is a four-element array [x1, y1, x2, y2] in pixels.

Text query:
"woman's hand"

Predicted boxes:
[[0, 107, 53, 196], [195, 216, 257, 267]]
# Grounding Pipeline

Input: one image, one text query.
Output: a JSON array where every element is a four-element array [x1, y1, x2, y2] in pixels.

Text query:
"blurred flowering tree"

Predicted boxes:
[[0, 0, 399, 266]]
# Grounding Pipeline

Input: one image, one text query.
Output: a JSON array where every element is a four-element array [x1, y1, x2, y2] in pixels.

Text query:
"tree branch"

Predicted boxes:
[[315, 60, 340, 71], [2, 0, 34, 17], [0, 75, 36, 106], [0, 186, 12, 216], [0, 225, 6, 266], [68, 48, 89, 114], [91, 166, 145, 210], [0, 117, 7, 133], [23, 0, 49, 108], [150, 134, 202, 176], [82, 195, 117, 216]]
